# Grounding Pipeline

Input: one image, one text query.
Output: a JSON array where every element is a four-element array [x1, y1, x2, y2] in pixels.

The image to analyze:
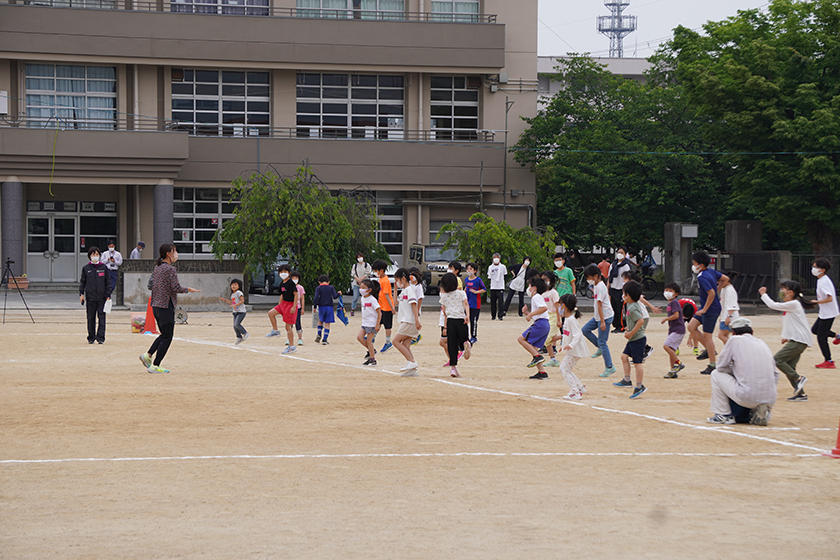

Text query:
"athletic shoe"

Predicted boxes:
[[539, 346, 548, 354], [529, 371, 548, 379], [526, 355, 545, 368], [591, 349, 602, 358], [321, 340, 329, 345], [410, 334, 422, 346], [469, 337, 477, 345], [97, 340, 104, 344], [399, 362, 416, 372], [381, 341, 393, 353], [564, 390, 583, 400], [297, 338, 303, 346], [749, 403, 771, 426], [458, 351, 464, 360], [235, 337, 244, 345], [644, 345, 653, 359], [664, 370, 678, 378], [613, 378, 632, 387], [442, 361, 451, 367], [266, 330, 281, 337], [834, 334, 840, 345], [242, 332, 249, 343], [368, 359, 377, 366], [700, 365, 715, 375], [450, 367, 460, 378], [815, 360, 835, 369], [787, 393, 808, 402], [88, 340, 95, 344], [629, 385, 647, 399], [692, 347, 700, 356], [675, 348, 680, 356], [673, 363, 685, 374], [794, 375, 807, 396], [696, 349, 708, 360], [282, 346, 296, 354], [544, 358, 560, 368], [350, 310, 355, 317], [707, 414, 735, 425], [146, 365, 169, 374], [314, 334, 321, 343], [599, 366, 617, 378], [139, 352, 152, 368], [363, 357, 375, 365], [400, 362, 419, 376]]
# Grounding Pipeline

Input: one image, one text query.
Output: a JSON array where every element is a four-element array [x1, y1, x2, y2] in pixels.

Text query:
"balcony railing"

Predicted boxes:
[[1, 115, 498, 142], [4, 0, 497, 22]]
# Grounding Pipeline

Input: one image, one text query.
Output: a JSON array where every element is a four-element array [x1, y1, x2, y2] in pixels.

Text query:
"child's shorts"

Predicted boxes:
[[274, 300, 297, 325], [623, 336, 647, 364], [361, 326, 377, 335], [318, 305, 335, 324], [719, 321, 731, 332], [380, 310, 393, 330], [522, 318, 550, 349], [696, 311, 719, 333], [396, 321, 419, 338], [546, 311, 561, 341], [664, 331, 685, 350]]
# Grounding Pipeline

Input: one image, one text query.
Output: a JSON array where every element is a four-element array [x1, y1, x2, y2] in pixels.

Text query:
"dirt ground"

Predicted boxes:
[[1, 307, 838, 559]]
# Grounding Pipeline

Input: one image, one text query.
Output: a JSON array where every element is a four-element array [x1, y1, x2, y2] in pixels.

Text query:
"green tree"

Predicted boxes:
[[211, 167, 388, 296], [438, 213, 557, 274], [661, 0, 840, 253]]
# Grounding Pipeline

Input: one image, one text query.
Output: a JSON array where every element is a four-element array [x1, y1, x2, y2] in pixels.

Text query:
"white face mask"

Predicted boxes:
[[555, 260, 564, 268], [692, 265, 700, 274], [279, 272, 289, 280], [360, 288, 370, 296], [448, 269, 454, 275], [812, 267, 822, 277], [292, 278, 299, 285], [663, 291, 674, 300], [357, 257, 364, 263], [587, 279, 595, 286], [524, 260, 530, 267], [493, 258, 500, 265], [528, 287, 536, 297], [90, 256, 100, 264], [616, 253, 625, 261]]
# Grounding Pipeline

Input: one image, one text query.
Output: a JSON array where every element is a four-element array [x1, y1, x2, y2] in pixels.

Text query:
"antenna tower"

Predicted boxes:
[[597, 2, 637, 58]]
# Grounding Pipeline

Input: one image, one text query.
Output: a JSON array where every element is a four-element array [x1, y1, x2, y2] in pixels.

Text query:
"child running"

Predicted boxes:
[[614, 280, 649, 399], [266, 264, 300, 353], [540, 271, 562, 368], [718, 272, 740, 345], [759, 282, 812, 401], [409, 268, 424, 346], [313, 274, 339, 345], [225, 278, 248, 345], [661, 283, 685, 378], [372, 260, 395, 353], [581, 264, 616, 377], [810, 258, 839, 368], [556, 293, 588, 400], [688, 251, 729, 375], [356, 278, 381, 366], [292, 270, 305, 346], [439, 272, 472, 378], [519, 276, 551, 380], [464, 263, 486, 344], [392, 268, 421, 375]]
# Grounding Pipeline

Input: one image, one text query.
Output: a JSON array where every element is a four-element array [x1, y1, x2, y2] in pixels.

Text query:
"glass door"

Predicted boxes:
[[26, 216, 51, 282], [25, 215, 78, 282], [52, 217, 78, 282]]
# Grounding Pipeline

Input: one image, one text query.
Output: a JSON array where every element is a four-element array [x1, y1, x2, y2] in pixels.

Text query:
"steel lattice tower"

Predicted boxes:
[[597, 2, 637, 58]]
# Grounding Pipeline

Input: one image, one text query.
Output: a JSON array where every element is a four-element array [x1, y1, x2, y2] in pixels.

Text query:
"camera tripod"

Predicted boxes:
[[2, 258, 35, 324]]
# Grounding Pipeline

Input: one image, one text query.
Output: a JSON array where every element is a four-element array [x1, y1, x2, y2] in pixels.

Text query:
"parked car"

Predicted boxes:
[[406, 243, 464, 294], [249, 255, 289, 295]]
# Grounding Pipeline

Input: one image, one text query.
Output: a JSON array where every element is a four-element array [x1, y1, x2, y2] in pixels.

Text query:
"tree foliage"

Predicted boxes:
[[211, 167, 388, 295], [438, 213, 557, 274]]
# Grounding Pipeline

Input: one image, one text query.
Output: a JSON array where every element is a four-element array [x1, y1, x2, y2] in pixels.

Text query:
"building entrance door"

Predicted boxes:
[[26, 215, 79, 282]]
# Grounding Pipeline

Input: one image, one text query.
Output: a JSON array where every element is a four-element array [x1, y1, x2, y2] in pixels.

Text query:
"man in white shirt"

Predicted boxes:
[[103, 240, 123, 296], [486, 252, 507, 321], [129, 241, 145, 260], [707, 317, 777, 426]]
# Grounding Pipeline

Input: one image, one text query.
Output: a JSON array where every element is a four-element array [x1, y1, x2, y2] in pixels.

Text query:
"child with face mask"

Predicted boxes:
[[79, 246, 113, 344], [661, 283, 686, 378], [504, 256, 532, 318], [608, 248, 631, 332], [292, 270, 305, 346], [356, 278, 381, 365], [553, 252, 576, 298], [266, 264, 300, 353], [759, 281, 813, 400], [519, 275, 552, 379], [581, 264, 616, 377], [487, 253, 507, 320], [810, 258, 839, 368]]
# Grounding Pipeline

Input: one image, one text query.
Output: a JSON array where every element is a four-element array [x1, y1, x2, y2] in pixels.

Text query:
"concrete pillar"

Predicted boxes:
[[2, 179, 24, 275], [153, 180, 174, 252]]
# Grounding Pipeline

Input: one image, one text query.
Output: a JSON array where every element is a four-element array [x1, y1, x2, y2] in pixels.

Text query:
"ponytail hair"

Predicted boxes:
[[156, 243, 175, 266], [559, 293, 581, 319], [361, 277, 379, 299], [780, 280, 815, 310]]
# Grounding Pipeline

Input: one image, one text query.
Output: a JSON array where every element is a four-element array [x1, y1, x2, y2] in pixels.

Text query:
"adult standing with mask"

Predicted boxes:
[[129, 241, 145, 260], [487, 253, 507, 321], [608, 247, 631, 332], [139, 243, 199, 374], [504, 256, 532, 318], [350, 253, 372, 317], [103, 239, 123, 298]]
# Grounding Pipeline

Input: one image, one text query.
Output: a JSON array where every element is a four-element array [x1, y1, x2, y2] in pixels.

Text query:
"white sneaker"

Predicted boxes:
[[563, 390, 583, 400], [400, 362, 419, 376], [266, 330, 280, 337], [282, 346, 297, 354], [399, 362, 415, 372], [241, 332, 249, 343]]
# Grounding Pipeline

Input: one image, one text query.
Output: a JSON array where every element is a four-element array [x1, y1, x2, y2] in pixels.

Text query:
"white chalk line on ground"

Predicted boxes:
[[0, 450, 822, 465], [174, 336, 830, 455]]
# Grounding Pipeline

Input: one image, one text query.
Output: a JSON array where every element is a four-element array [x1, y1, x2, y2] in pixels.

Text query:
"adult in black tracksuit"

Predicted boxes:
[[79, 246, 113, 344]]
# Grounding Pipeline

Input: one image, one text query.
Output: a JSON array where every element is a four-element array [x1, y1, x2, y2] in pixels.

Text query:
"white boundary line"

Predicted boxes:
[[174, 336, 830, 455], [0, 450, 822, 465]]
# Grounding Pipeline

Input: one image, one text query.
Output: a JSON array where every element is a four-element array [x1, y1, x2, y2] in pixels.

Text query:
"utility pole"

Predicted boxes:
[[503, 96, 514, 223]]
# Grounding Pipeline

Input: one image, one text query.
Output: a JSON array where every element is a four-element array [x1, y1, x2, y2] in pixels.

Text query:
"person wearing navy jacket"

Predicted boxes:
[[79, 246, 113, 344]]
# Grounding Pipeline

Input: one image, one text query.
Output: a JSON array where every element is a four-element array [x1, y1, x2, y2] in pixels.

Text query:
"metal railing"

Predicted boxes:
[[4, 0, 497, 22], [1, 115, 498, 142]]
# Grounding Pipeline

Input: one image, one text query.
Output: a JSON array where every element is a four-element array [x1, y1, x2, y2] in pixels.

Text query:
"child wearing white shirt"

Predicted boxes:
[[581, 264, 616, 377], [718, 273, 740, 344], [517, 276, 551, 379], [356, 278, 381, 366], [439, 273, 472, 378], [810, 258, 839, 368], [759, 281, 812, 401], [557, 294, 589, 399]]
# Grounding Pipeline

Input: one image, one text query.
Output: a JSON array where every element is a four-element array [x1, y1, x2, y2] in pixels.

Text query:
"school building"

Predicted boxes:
[[0, 0, 537, 283]]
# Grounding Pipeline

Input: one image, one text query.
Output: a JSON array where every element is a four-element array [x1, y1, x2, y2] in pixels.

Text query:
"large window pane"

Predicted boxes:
[[25, 64, 116, 129], [430, 74, 480, 139]]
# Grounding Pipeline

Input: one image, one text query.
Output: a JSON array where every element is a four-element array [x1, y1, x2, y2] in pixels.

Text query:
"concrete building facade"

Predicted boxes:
[[0, 0, 537, 281]]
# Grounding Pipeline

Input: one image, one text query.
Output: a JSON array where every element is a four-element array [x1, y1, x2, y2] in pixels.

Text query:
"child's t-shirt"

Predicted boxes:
[[562, 315, 589, 358], [816, 275, 839, 319], [719, 284, 740, 319], [377, 275, 393, 312], [397, 285, 417, 324], [440, 290, 468, 320], [412, 282, 424, 316], [697, 268, 723, 314], [592, 281, 614, 321], [295, 284, 305, 309], [625, 301, 648, 341], [313, 284, 338, 307], [280, 279, 297, 302], [464, 276, 486, 309], [360, 294, 380, 328], [666, 299, 685, 334], [554, 267, 575, 296], [544, 288, 560, 315], [231, 290, 246, 313], [530, 292, 549, 321]]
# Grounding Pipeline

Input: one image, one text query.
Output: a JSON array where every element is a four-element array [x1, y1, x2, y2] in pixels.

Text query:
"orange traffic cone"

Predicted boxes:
[[144, 297, 158, 334], [825, 418, 840, 458]]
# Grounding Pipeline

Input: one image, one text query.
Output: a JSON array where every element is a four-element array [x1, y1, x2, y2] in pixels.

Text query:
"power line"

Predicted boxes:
[[538, 17, 578, 53]]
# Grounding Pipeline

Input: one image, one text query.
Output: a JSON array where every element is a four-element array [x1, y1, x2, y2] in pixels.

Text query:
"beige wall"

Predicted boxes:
[[272, 69, 296, 129]]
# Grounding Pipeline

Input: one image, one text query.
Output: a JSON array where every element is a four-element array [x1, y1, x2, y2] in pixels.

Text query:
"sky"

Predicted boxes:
[[538, 0, 772, 57]]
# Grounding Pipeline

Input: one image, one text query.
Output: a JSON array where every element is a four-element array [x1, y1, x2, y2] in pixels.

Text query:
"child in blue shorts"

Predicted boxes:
[[313, 274, 339, 345], [517, 276, 551, 379]]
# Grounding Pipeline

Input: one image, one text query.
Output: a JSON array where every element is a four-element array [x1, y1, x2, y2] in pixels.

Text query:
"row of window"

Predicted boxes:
[[23, 65, 483, 139]]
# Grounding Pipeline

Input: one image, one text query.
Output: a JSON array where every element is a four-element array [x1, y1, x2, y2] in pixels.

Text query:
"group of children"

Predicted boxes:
[[217, 251, 840, 404]]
